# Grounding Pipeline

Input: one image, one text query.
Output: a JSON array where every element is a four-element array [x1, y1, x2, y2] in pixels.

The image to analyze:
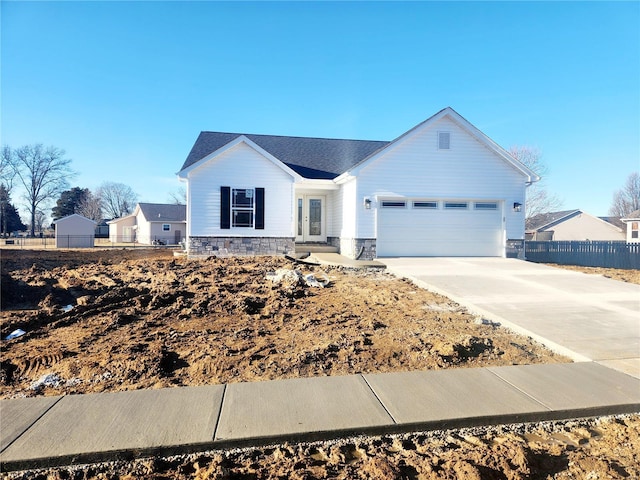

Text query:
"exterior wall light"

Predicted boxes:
[[513, 202, 522, 212], [364, 198, 372, 209]]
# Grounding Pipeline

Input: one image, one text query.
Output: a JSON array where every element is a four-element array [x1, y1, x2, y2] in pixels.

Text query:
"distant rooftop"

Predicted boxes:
[[525, 210, 580, 232], [138, 203, 186, 222]]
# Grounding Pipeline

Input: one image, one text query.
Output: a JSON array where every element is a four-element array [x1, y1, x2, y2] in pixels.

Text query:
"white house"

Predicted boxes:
[[526, 210, 625, 241], [108, 203, 186, 245], [621, 210, 640, 243], [53, 214, 96, 248], [177, 107, 539, 259]]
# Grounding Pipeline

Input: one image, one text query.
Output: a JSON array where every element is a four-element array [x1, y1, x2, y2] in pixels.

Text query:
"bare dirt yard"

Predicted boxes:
[[544, 263, 640, 285], [1, 249, 638, 479]]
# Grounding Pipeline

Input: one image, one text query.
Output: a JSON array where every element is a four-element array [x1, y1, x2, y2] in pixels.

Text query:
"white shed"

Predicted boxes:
[[53, 214, 96, 248]]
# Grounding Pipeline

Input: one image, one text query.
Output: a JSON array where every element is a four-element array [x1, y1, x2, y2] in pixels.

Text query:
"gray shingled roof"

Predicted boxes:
[[622, 209, 640, 220], [180, 132, 390, 180], [525, 210, 580, 232], [138, 203, 186, 222], [599, 216, 625, 229]]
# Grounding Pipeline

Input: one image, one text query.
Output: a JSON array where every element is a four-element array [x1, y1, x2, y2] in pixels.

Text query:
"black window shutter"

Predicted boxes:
[[255, 187, 265, 230], [220, 186, 230, 229]]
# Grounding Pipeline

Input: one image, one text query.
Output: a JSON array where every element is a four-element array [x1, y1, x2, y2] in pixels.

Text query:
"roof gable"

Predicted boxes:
[[179, 135, 305, 180], [340, 107, 540, 182], [53, 213, 97, 225], [180, 132, 389, 180]]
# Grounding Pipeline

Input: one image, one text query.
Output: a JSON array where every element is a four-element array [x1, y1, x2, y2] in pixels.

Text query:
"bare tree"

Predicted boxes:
[[609, 172, 640, 217], [6, 144, 75, 236], [77, 190, 104, 223], [168, 186, 186, 205], [509, 146, 563, 219], [35, 209, 47, 235], [97, 182, 138, 219], [1, 146, 15, 190]]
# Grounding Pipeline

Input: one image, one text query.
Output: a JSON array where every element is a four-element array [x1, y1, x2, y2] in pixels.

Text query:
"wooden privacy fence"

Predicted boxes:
[[525, 241, 640, 270]]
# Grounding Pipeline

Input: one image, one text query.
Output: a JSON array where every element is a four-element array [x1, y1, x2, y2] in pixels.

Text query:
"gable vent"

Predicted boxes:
[[438, 132, 450, 150]]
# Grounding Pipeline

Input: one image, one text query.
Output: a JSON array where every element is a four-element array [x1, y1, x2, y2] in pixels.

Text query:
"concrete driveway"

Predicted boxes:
[[381, 258, 640, 378]]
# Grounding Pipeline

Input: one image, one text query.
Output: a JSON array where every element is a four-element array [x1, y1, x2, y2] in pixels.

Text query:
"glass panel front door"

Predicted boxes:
[[295, 195, 326, 242], [309, 199, 322, 236]]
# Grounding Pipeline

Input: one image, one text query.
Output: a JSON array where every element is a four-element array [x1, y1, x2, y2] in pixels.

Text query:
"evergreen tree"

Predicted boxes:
[[51, 187, 90, 220], [0, 185, 26, 236]]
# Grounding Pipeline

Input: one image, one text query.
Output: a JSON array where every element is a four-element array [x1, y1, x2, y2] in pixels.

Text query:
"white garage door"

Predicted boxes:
[[377, 200, 504, 257]]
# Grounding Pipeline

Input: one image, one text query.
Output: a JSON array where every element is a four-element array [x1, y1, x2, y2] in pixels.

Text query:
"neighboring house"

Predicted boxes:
[[621, 210, 640, 243], [177, 107, 539, 259], [108, 203, 186, 245], [53, 214, 96, 248], [95, 220, 110, 238], [525, 209, 625, 241]]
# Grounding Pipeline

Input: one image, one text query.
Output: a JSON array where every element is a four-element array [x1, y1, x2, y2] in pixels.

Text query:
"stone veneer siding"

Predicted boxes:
[[189, 236, 294, 256], [327, 237, 377, 261], [506, 239, 525, 259]]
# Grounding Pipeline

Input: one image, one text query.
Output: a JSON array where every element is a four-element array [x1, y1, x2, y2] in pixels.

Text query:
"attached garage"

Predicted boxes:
[[376, 199, 504, 257]]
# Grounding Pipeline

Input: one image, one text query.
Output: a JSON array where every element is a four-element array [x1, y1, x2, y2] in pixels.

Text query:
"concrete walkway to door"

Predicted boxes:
[[381, 258, 640, 378]]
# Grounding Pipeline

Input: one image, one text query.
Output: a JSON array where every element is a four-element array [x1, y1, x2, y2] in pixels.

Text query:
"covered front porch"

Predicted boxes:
[[294, 181, 338, 247]]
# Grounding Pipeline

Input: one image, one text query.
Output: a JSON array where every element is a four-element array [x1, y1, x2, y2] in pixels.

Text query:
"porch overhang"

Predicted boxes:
[[295, 179, 339, 191]]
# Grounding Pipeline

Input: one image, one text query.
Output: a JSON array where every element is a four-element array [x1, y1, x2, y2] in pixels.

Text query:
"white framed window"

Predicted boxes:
[[444, 201, 468, 210], [162, 224, 171, 231], [413, 201, 438, 209], [474, 202, 498, 210], [232, 188, 254, 227], [438, 131, 450, 150], [632, 222, 638, 239], [381, 200, 407, 208]]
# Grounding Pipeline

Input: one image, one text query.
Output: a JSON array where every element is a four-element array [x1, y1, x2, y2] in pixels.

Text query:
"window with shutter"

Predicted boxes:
[[221, 186, 265, 229], [220, 186, 230, 229], [255, 188, 265, 229]]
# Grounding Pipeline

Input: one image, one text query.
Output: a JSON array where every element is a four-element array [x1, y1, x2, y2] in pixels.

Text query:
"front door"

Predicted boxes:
[[296, 195, 326, 242]]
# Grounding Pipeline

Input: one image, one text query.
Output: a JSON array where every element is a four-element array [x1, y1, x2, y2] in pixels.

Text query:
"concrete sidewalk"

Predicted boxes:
[[382, 258, 640, 378], [2, 362, 639, 471], [307, 252, 386, 268]]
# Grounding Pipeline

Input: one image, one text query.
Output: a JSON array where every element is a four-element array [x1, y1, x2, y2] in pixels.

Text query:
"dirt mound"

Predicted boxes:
[[1, 249, 567, 399]]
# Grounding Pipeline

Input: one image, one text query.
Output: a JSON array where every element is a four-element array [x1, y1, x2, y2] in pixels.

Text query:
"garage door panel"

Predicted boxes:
[[377, 202, 503, 257]]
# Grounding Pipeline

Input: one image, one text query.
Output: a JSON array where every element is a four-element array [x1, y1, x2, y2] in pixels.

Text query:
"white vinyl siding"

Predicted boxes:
[[355, 115, 525, 243], [54, 215, 96, 248], [187, 142, 295, 237], [337, 179, 357, 239]]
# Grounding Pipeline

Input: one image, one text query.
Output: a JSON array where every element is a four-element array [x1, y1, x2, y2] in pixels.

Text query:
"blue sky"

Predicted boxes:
[[2, 1, 638, 219]]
